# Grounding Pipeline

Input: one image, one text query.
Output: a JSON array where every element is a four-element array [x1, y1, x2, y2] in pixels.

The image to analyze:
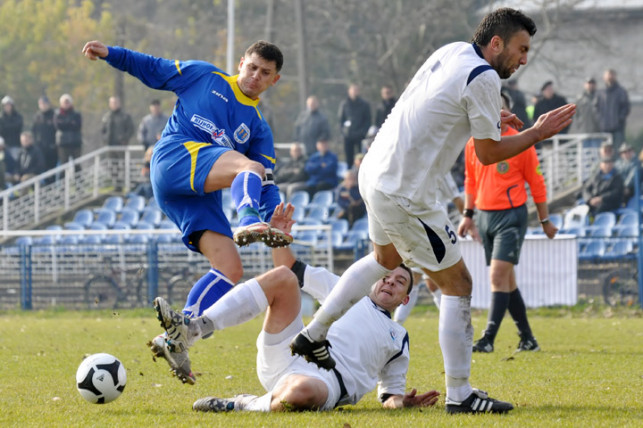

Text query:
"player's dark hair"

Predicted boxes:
[[245, 40, 284, 72], [399, 263, 414, 294], [471, 8, 537, 47]]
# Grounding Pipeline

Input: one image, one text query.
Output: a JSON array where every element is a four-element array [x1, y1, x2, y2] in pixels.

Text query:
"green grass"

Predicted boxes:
[[1, 306, 642, 427]]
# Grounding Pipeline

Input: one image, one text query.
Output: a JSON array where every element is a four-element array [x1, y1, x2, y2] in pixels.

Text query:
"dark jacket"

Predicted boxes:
[[534, 94, 569, 133], [0, 110, 24, 149], [570, 90, 599, 133], [102, 109, 135, 146], [596, 82, 630, 133], [374, 98, 396, 128], [275, 155, 308, 184], [582, 169, 624, 214], [305, 151, 338, 188], [293, 110, 331, 156], [32, 108, 57, 168], [54, 107, 83, 148], [17, 145, 45, 176], [338, 97, 371, 141]]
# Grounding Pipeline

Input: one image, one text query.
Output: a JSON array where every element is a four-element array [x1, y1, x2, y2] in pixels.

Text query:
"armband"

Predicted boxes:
[[380, 393, 394, 403], [290, 259, 307, 289], [463, 208, 475, 219]]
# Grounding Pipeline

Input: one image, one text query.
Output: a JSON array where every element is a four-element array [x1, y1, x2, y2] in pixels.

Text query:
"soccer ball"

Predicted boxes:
[[76, 353, 127, 404]]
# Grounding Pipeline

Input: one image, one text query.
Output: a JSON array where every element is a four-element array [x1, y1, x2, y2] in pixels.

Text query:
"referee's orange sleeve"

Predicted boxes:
[[464, 127, 547, 211]]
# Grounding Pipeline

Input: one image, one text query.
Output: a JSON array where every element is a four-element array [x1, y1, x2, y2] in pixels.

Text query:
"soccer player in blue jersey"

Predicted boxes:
[[83, 40, 292, 384]]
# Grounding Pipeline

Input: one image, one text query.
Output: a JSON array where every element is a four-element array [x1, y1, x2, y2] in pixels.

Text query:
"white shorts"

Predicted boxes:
[[255, 315, 342, 410], [360, 182, 462, 272]]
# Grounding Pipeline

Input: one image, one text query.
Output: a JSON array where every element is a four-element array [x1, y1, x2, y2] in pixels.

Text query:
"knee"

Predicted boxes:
[[268, 266, 299, 294], [213, 258, 243, 283], [277, 379, 325, 410], [244, 159, 265, 178]]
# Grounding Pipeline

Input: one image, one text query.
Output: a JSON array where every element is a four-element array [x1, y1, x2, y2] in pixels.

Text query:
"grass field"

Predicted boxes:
[[1, 304, 642, 427]]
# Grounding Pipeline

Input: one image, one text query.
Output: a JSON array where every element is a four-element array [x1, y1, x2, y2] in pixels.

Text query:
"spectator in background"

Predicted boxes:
[[374, 84, 397, 129], [304, 139, 338, 197], [12, 131, 44, 185], [31, 96, 58, 172], [102, 96, 135, 149], [338, 84, 370, 166], [0, 137, 12, 190], [335, 169, 365, 227], [133, 146, 155, 199], [503, 80, 530, 127], [596, 69, 630, 148], [293, 95, 330, 156], [137, 99, 168, 151], [54, 94, 83, 164], [274, 142, 308, 200], [0, 96, 24, 162], [534, 81, 569, 134], [582, 155, 624, 216], [615, 142, 639, 202], [570, 77, 599, 135]]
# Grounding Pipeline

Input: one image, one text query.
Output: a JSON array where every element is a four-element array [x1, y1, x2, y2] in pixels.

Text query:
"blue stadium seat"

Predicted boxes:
[[101, 196, 124, 213], [335, 230, 369, 251], [95, 208, 117, 228], [289, 190, 310, 209], [141, 208, 162, 227], [563, 204, 589, 230], [578, 240, 605, 261], [294, 229, 318, 246], [124, 195, 146, 213], [351, 216, 369, 233], [329, 218, 349, 236], [145, 197, 159, 211], [318, 230, 345, 249], [602, 240, 634, 261], [305, 203, 329, 222], [616, 210, 638, 228], [119, 208, 140, 227], [66, 209, 93, 228], [592, 212, 616, 229], [549, 213, 563, 230], [336, 161, 348, 181], [585, 226, 611, 238], [310, 190, 334, 207]]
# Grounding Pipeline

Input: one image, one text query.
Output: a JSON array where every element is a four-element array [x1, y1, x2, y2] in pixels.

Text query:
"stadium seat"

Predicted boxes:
[[335, 230, 369, 251], [15, 236, 33, 246], [118, 208, 140, 227], [329, 218, 349, 236], [592, 212, 616, 229], [351, 216, 369, 233], [141, 207, 162, 227], [616, 210, 638, 228], [124, 195, 146, 213], [602, 240, 634, 261], [67, 209, 94, 228], [95, 208, 117, 228], [563, 204, 589, 230], [578, 240, 605, 261], [101, 196, 124, 213], [319, 230, 345, 249], [549, 213, 563, 230], [159, 219, 178, 230], [294, 229, 318, 246], [305, 203, 329, 222], [310, 190, 334, 207], [145, 197, 159, 211], [585, 226, 611, 238], [289, 190, 310, 209]]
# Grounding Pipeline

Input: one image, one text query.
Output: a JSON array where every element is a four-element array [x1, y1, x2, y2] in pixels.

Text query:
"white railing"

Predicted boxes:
[[536, 133, 612, 202]]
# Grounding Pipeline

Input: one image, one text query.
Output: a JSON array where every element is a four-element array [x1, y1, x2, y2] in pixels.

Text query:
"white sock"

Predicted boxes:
[[305, 254, 391, 341], [439, 295, 474, 402], [393, 283, 419, 324], [431, 288, 442, 309], [237, 392, 272, 411], [202, 279, 268, 331]]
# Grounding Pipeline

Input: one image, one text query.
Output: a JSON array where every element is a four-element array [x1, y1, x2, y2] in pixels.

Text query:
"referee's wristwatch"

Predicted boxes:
[[463, 208, 475, 219], [540, 218, 550, 225]]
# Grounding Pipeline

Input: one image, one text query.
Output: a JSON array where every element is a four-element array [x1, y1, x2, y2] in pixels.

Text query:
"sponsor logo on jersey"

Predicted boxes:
[[234, 123, 251, 145], [190, 114, 233, 148], [536, 164, 543, 176], [389, 329, 397, 341], [211, 90, 229, 103]]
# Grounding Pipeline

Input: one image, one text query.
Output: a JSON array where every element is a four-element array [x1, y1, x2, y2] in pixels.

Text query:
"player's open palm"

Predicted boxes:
[[533, 104, 576, 140], [270, 202, 296, 234], [403, 388, 440, 408]]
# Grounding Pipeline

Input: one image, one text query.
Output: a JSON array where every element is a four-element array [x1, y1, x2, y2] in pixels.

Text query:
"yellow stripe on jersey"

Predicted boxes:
[[211, 71, 263, 120], [183, 141, 211, 192], [175, 60, 182, 75], [260, 153, 276, 165]]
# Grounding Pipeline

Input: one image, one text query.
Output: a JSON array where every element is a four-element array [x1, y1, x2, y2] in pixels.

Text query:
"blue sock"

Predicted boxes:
[[231, 171, 262, 227], [182, 269, 234, 317]]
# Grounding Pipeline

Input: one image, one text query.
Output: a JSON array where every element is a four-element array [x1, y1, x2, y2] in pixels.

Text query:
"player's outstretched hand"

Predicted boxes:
[[533, 103, 576, 141], [82, 40, 109, 61], [402, 388, 440, 408], [270, 202, 296, 234]]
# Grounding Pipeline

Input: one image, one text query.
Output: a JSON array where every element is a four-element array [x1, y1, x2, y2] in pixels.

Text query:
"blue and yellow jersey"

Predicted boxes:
[[103, 46, 280, 220]]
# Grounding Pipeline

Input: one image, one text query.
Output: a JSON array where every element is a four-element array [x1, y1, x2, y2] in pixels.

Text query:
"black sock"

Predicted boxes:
[[507, 288, 533, 338], [483, 292, 510, 343]]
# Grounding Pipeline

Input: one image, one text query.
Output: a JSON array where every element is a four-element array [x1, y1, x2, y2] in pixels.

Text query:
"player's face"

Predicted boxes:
[[237, 53, 281, 100], [371, 268, 411, 311], [492, 30, 531, 79]]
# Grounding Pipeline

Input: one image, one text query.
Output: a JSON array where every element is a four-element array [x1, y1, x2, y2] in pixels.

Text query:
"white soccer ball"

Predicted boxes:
[[76, 353, 127, 404]]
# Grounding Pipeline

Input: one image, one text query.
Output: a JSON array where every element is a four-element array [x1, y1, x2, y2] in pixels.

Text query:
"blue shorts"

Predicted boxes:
[[150, 135, 233, 252]]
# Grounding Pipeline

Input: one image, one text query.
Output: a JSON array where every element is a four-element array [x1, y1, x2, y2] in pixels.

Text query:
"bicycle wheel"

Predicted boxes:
[[602, 269, 640, 307], [84, 275, 122, 309], [167, 273, 192, 306]]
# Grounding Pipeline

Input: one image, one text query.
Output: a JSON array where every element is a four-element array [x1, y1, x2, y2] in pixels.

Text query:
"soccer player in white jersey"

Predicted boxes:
[[153, 204, 440, 412], [290, 8, 576, 414]]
